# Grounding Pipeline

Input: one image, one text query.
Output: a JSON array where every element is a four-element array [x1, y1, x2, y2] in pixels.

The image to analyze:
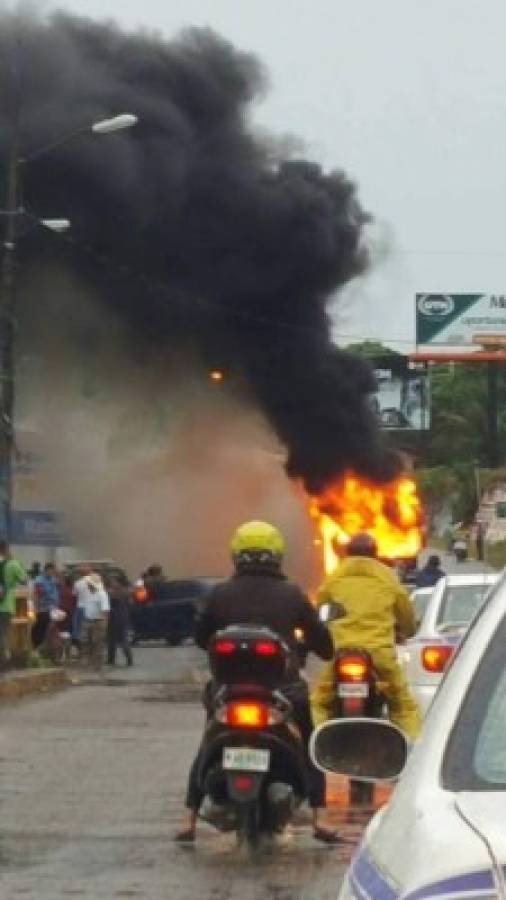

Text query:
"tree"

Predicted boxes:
[[424, 363, 506, 468], [346, 340, 401, 361], [345, 346, 506, 523]]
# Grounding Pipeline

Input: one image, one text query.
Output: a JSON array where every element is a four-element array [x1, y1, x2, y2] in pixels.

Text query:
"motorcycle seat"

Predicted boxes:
[[217, 683, 276, 703]]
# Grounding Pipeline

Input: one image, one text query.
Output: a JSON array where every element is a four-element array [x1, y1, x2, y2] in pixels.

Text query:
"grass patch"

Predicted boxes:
[[484, 542, 506, 570]]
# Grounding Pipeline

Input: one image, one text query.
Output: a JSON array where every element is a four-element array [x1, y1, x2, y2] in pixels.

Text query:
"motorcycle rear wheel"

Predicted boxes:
[[236, 802, 261, 852]]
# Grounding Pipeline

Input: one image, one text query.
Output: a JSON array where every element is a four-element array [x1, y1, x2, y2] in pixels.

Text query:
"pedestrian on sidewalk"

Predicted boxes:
[[415, 554, 446, 588], [143, 564, 166, 601], [59, 573, 80, 657], [28, 561, 41, 581], [0, 541, 27, 672], [107, 574, 133, 667], [32, 563, 60, 649], [59, 572, 75, 632], [476, 522, 486, 562], [73, 569, 110, 671]]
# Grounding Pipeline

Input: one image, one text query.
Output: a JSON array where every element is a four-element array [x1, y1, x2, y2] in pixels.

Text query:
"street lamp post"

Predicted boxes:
[[0, 113, 138, 539], [0, 133, 20, 540]]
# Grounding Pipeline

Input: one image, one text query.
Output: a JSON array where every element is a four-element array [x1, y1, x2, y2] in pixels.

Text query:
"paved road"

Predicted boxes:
[[6, 551, 487, 899], [82, 641, 208, 686], [0, 648, 366, 900]]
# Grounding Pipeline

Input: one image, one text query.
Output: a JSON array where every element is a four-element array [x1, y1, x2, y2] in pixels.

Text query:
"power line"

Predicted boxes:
[[27, 213, 421, 348], [397, 248, 506, 258], [333, 330, 414, 346]]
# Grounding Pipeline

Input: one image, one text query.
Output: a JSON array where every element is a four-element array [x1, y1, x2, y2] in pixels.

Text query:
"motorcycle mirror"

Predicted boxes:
[[309, 719, 409, 782], [318, 600, 346, 623]]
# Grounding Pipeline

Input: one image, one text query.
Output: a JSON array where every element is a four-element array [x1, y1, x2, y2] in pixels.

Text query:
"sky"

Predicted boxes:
[[33, 0, 506, 349]]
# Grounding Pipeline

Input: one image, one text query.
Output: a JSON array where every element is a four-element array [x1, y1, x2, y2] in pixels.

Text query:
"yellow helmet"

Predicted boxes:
[[229, 521, 285, 557]]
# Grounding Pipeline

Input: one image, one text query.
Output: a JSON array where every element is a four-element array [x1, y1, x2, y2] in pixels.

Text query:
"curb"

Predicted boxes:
[[0, 667, 69, 700], [67, 673, 205, 699]]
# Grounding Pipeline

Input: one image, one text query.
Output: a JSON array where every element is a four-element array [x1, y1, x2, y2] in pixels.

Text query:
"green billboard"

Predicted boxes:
[[416, 293, 506, 346]]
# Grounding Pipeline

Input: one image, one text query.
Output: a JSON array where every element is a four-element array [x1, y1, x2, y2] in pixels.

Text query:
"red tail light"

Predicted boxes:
[[421, 644, 454, 673], [225, 701, 269, 728], [233, 774, 254, 791], [336, 655, 371, 682], [254, 639, 279, 657], [214, 639, 237, 656], [133, 586, 148, 603], [342, 697, 366, 715]]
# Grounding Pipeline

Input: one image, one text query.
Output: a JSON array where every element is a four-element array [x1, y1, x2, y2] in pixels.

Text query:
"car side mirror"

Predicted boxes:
[[310, 718, 409, 782], [318, 600, 346, 623]]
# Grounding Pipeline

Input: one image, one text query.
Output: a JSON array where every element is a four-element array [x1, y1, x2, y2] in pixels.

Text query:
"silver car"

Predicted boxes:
[[400, 572, 498, 716], [409, 586, 434, 629]]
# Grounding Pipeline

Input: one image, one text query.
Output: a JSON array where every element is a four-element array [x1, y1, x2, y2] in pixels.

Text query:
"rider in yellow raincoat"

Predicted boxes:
[[311, 533, 421, 740]]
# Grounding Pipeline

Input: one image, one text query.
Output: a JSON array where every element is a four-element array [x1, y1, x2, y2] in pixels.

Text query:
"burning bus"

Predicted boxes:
[[310, 472, 425, 580]]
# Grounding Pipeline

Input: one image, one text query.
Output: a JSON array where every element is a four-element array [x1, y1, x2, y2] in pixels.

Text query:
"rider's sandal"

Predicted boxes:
[[313, 826, 340, 845], [174, 828, 196, 844]]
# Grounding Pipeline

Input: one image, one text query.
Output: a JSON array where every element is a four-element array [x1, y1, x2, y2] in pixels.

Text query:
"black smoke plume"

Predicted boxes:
[[0, 10, 398, 494]]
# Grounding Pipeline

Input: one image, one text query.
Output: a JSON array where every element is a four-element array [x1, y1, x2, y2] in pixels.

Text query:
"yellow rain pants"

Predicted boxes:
[[311, 555, 421, 741], [311, 648, 421, 740]]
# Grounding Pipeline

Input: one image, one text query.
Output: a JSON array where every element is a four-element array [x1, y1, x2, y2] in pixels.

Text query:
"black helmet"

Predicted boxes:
[[346, 532, 378, 558]]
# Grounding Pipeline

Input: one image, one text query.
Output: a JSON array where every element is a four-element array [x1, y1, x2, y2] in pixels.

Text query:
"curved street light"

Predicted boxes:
[[0, 112, 139, 538], [40, 219, 71, 233], [91, 113, 138, 134], [22, 113, 138, 164]]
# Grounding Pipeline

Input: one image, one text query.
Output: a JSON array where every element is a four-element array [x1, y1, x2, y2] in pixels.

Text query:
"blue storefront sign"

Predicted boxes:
[[11, 511, 68, 547]]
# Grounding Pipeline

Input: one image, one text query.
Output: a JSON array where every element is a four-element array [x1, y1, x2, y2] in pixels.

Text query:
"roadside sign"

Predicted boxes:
[[370, 356, 430, 431], [10, 430, 69, 547], [11, 511, 67, 547], [416, 294, 506, 346]]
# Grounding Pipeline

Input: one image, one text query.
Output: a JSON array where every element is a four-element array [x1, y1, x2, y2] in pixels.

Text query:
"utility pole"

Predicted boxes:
[[0, 112, 137, 542], [0, 131, 19, 540], [487, 360, 499, 468], [474, 461, 481, 507]]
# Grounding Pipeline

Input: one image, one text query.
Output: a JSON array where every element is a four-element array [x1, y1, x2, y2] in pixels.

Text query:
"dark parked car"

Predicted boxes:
[[130, 576, 223, 645], [63, 560, 130, 584]]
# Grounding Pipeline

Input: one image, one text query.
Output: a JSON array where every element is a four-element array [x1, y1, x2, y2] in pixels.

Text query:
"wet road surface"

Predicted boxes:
[[0, 648, 374, 900]]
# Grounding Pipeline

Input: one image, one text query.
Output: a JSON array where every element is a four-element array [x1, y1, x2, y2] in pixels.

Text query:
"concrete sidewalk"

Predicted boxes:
[[0, 645, 208, 701], [69, 643, 208, 693], [0, 666, 69, 700]]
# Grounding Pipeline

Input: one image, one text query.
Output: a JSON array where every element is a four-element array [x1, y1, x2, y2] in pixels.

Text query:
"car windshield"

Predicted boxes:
[[474, 668, 506, 785], [66, 564, 128, 583], [436, 583, 491, 629], [443, 612, 506, 790]]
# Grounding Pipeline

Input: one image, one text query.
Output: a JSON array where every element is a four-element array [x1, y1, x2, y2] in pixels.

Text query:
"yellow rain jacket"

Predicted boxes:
[[311, 556, 421, 739]]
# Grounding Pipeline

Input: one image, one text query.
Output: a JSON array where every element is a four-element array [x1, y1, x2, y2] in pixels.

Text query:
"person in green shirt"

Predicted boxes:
[[0, 540, 27, 671]]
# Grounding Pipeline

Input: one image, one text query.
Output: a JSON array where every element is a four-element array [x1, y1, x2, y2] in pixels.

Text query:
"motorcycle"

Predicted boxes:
[[195, 624, 308, 851], [453, 539, 468, 562], [319, 600, 388, 806]]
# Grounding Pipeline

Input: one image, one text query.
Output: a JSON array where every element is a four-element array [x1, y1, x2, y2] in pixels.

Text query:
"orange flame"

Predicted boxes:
[[309, 472, 424, 575]]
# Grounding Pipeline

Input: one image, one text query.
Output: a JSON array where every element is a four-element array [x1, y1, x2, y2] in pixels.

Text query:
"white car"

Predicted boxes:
[[409, 586, 434, 628], [400, 573, 498, 716], [311, 569, 506, 900]]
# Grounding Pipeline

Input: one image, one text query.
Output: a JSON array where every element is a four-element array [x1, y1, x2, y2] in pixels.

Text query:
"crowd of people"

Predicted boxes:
[[28, 562, 134, 671], [0, 548, 175, 673]]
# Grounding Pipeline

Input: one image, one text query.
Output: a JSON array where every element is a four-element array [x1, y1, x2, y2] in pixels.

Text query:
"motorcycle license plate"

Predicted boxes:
[[338, 682, 369, 698], [223, 747, 270, 772]]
